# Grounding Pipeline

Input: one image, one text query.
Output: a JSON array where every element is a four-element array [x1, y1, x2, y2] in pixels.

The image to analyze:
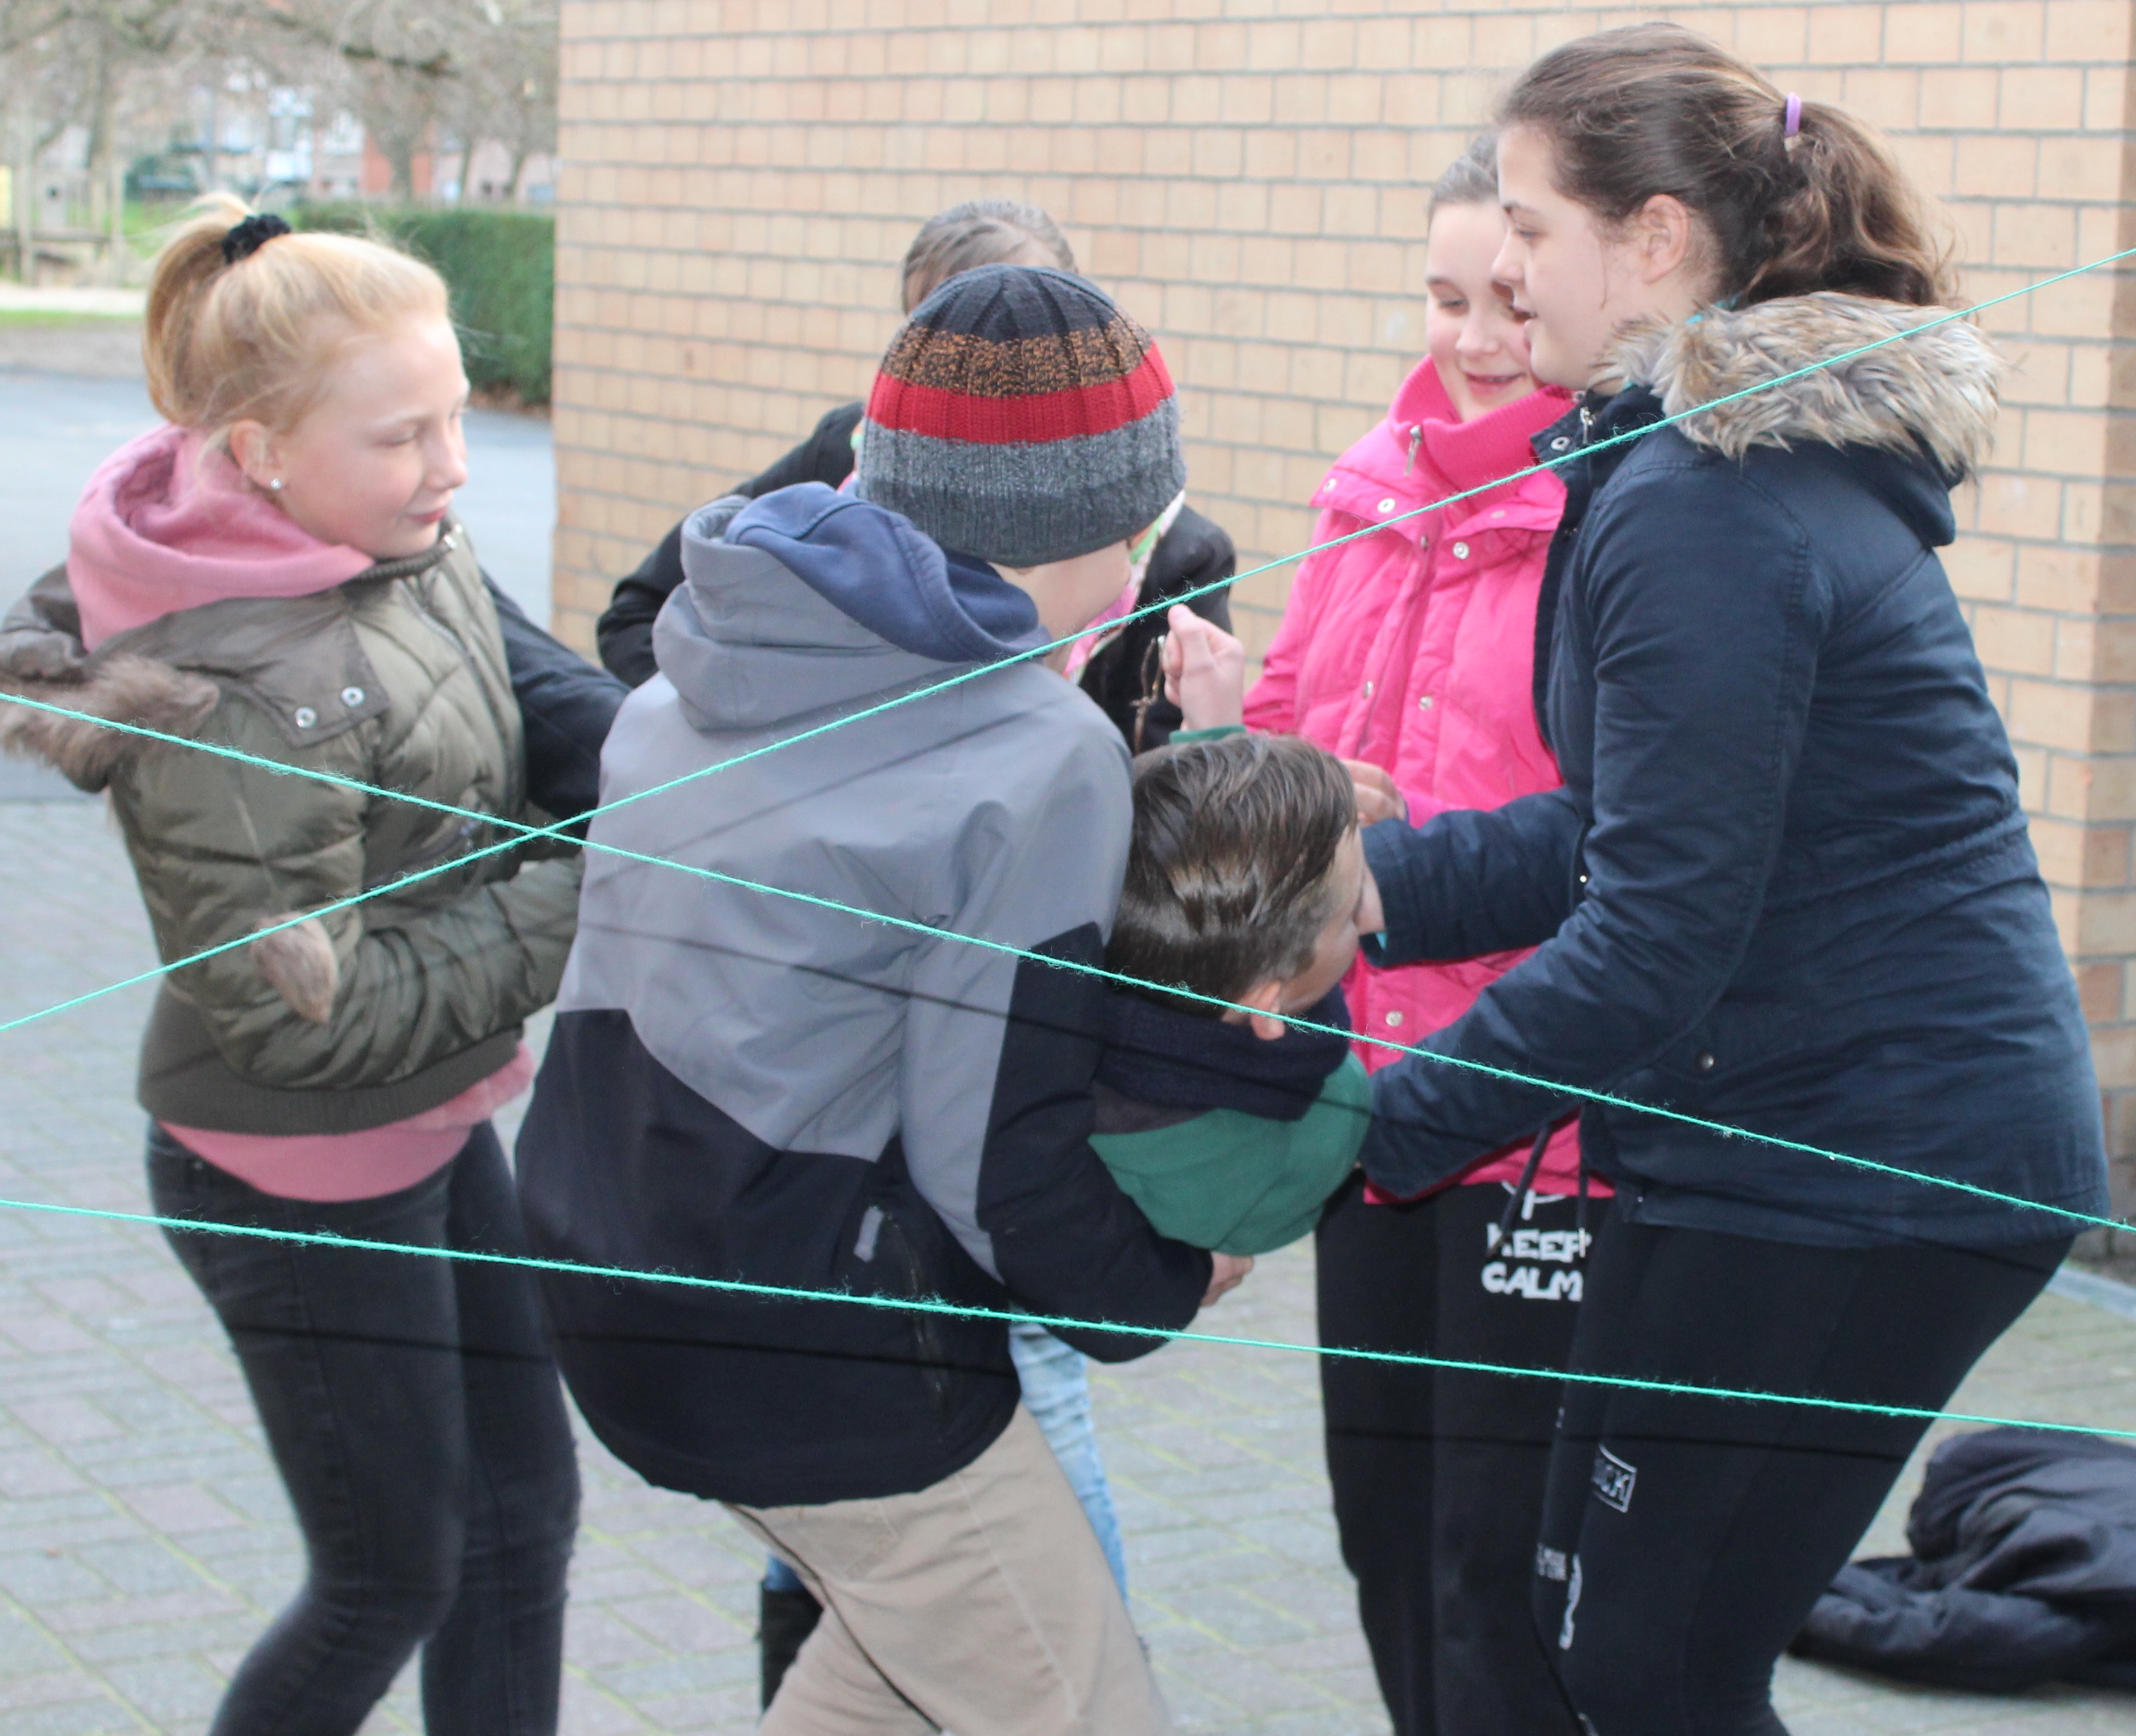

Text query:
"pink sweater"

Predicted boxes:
[[72, 424, 532, 1201]]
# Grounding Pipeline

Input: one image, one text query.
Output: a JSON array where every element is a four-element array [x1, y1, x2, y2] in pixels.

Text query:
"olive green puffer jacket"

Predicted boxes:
[[0, 528, 579, 1134]]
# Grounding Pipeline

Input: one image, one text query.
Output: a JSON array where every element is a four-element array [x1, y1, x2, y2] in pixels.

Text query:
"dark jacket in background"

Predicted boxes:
[[596, 403, 864, 685], [594, 399, 1235, 750], [484, 578, 628, 826], [1081, 501, 1234, 752], [1794, 1425, 2136, 1692], [1358, 293, 2106, 1249]]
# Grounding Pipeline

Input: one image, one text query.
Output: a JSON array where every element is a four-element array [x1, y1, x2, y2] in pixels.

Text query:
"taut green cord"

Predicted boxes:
[[4, 1189, 2127, 1440], [3, 246, 2133, 1428], [10, 240, 2131, 1038], [2, 685, 2127, 1241]]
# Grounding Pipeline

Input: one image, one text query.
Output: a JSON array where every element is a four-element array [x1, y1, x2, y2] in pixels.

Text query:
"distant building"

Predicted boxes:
[[101, 68, 551, 209]]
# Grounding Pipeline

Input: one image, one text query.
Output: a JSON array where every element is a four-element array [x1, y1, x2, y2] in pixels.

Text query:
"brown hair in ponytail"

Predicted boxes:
[[144, 193, 450, 443], [1498, 22, 1957, 308]]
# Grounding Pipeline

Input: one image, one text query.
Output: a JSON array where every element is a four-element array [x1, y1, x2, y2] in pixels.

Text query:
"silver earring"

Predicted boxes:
[[267, 478, 284, 492]]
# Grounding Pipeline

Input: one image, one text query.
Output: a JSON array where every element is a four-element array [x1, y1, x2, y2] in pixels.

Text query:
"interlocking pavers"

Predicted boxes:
[[2, 786, 2133, 1735]]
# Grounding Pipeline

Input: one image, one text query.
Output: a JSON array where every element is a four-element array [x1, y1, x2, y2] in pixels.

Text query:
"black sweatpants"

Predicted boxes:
[[1317, 1175, 1587, 1736], [1533, 1201, 2066, 1736]]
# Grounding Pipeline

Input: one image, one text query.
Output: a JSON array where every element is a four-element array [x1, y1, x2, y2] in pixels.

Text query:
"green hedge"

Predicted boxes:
[[293, 204, 554, 406]]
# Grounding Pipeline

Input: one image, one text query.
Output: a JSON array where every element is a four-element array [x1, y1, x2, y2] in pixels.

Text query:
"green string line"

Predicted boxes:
[[1, 1190, 2126, 1440], [7, 244, 2131, 1041], [6, 681, 2129, 1241], [3, 248, 2133, 1429]]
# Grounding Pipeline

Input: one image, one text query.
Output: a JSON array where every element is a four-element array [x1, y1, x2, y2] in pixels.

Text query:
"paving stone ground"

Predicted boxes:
[[2, 799, 2133, 1735]]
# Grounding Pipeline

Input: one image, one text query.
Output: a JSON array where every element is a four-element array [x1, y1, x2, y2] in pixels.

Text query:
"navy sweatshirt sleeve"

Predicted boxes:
[[484, 575, 628, 823], [1361, 788, 1585, 968], [1362, 461, 1821, 1197], [595, 526, 683, 687]]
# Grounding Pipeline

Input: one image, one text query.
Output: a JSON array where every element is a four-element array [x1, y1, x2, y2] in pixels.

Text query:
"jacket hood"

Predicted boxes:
[[1, 528, 460, 794], [653, 483, 1052, 733], [68, 424, 374, 650], [1612, 292, 2000, 478]]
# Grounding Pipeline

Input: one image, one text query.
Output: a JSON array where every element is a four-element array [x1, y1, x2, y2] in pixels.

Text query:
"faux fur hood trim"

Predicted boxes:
[[250, 916, 341, 1023], [0, 653, 218, 794], [1610, 293, 2001, 478]]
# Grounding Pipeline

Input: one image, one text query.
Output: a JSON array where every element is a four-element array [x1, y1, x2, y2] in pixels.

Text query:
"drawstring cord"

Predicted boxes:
[[1490, 1120, 1594, 1260], [1492, 1122, 1557, 1250]]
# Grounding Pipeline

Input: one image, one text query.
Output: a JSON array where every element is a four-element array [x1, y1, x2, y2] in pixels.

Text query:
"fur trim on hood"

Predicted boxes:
[[0, 654, 218, 792], [0, 565, 219, 792], [1611, 293, 2001, 478]]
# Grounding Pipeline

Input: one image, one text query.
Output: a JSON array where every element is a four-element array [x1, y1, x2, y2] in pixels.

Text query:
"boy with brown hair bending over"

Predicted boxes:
[[1092, 732, 1379, 1254]]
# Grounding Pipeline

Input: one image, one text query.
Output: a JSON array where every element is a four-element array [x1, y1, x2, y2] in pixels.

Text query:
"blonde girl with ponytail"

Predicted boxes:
[[0, 194, 619, 1733], [1353, 25, 2106, 1734]]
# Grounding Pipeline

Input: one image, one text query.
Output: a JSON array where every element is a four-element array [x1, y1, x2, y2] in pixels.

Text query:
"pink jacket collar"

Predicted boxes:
[[1311, 359, 1570, 547], [1382, 358, 1574, 500], [68, 424, 374, 651]]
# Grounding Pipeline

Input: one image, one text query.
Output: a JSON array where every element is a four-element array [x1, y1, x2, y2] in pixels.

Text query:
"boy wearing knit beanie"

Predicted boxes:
[[859, 263, 1185, 568], [520, 265, 1245, 1733]]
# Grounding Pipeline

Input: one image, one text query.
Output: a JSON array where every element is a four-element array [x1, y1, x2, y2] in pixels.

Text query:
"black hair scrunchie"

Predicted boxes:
[[221, 213, 292, 265]]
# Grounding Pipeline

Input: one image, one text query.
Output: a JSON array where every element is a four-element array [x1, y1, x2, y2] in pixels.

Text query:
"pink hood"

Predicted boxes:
[[68, 424, 373, 650], [1247, 357, 1603, 1197]]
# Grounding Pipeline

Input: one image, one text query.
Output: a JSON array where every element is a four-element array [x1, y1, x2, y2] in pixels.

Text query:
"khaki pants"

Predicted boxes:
[[729, 1406, 1172, 1736]]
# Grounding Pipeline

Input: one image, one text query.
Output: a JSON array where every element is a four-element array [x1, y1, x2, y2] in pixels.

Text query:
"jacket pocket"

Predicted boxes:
[[1646, 991, 1819, 1093]]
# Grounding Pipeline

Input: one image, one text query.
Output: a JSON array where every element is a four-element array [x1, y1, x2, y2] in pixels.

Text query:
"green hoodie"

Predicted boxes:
[[1092, 1052, 1370, 1256]]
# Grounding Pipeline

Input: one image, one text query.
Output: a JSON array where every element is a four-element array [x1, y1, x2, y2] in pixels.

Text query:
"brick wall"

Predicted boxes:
[[552, 0, 2136, 1222]]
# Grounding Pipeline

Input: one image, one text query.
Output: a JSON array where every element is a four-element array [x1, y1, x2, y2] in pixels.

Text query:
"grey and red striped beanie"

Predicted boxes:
[[856, 264, 1185, 568]]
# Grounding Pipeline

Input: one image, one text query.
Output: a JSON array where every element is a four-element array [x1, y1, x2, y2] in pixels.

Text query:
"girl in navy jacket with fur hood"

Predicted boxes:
[[1355, 26, 2109, 1735]]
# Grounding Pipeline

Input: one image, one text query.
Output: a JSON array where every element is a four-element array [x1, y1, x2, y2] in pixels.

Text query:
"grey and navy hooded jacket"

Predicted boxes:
[[516, 483, 1211, 1507]]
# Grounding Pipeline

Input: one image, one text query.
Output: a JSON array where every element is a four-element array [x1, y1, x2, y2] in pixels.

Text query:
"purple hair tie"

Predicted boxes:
[[1783, 92, 1803, 139]]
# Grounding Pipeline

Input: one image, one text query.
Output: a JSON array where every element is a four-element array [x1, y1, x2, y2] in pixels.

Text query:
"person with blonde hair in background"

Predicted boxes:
[[0, 196, 621, 1734]]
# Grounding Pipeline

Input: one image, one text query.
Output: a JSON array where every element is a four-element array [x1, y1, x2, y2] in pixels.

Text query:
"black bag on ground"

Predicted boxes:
[[1792, 1425, 2136, 1692]]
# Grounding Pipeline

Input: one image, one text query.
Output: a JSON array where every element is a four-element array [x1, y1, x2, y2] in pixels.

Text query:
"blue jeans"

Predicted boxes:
[[763, 1321, 1127, 1597], [149, 1123, 579, 1736]]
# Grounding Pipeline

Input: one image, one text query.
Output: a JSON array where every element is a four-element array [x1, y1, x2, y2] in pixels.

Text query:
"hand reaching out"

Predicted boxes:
[[1343, 759, 1407, 826], [1160, 605, 1247, 732]]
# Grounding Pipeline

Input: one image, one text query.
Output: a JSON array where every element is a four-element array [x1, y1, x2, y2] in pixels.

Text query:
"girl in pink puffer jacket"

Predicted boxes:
[[1245, 138, 1596, 1735]]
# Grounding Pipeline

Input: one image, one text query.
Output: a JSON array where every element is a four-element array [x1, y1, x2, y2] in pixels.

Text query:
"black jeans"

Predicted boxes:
[[1532, 1201, 2067, 1736], [1318, 1175, 1586, 1736], [149, 1123, 579, 1736]]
